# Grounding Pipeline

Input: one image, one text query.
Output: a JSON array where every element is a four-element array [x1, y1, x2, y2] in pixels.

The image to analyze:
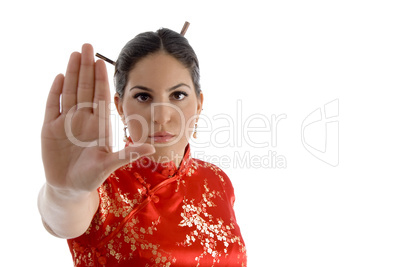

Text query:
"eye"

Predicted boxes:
[[171, 91, 188, 101], [134, 92, 151, 103]]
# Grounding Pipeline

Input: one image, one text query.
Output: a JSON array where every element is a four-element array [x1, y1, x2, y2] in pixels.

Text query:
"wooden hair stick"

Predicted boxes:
[[97, 22, 190, 66], [95, 53, 116, 65], [180, 21, 190, 36]]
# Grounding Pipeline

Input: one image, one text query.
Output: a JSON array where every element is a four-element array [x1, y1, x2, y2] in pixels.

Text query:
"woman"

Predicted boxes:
[[38, 25, 247, 266]]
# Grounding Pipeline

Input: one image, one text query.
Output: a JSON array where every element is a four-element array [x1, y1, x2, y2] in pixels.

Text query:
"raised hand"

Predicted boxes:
[[41, 43, 155, 193], [39, 44, 155, 238]]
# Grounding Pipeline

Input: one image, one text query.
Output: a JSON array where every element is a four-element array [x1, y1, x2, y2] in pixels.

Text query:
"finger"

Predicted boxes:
[[62, 52, 81, 114], [102, 144, 156, 176], [77, 44, 95, 107], [44, 74, 64, 123], [93, 59, 110, 118]]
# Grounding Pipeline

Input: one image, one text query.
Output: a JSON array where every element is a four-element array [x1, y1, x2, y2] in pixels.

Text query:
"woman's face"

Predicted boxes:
[[115, 51, 203, 163]]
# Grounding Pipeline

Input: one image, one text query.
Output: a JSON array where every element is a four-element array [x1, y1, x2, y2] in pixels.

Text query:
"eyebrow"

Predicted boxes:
[[129, 83, 191, 92]]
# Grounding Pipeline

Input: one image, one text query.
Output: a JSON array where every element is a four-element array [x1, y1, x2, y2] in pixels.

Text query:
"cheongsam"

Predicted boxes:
[[67, 143, 247, 266]]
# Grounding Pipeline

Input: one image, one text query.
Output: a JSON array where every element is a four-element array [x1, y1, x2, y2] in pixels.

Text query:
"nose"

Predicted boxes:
[[152, 103, 171, 125]]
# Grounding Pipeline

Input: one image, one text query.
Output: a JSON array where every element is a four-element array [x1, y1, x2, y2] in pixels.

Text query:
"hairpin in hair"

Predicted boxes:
[[96, 22, 190, 66], [180, 21, 190, 36], [95, 53, 116, 65]]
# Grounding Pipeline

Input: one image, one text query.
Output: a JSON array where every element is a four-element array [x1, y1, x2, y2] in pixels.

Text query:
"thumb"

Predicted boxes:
[[103, 143, 155, 174]]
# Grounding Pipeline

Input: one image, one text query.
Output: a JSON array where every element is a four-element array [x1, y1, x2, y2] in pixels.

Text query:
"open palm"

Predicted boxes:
[[41, 44, 154, 193]]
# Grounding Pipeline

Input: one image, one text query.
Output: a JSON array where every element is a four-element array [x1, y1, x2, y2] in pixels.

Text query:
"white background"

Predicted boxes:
[[1, 0, 401, 266]]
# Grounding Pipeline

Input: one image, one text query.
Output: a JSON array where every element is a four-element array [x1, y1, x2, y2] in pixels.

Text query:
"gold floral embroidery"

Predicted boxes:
[[201, 161, 227, 187], [70, 149, 246, 266], [76, 171, 177, 266], [175, 160, 199, 192], [105, 217, 171, 264], [177, 178, 246, 265], [85, 178, 146, 236]]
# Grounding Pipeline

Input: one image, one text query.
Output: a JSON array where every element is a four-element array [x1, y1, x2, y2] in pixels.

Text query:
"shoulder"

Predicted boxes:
[[192, 158, 230, 180], [191, 158, 235, 203]]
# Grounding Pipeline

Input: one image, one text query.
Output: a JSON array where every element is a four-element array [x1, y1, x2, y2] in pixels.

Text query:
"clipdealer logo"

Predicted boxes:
[[301, 99, 339, 167]]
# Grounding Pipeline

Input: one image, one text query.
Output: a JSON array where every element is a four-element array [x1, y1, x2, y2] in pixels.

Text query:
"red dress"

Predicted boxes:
[[67, 144, 247, 266]]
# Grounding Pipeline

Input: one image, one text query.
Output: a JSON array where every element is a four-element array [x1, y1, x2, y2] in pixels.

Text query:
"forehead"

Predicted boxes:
[[126, 52, 193, 90]]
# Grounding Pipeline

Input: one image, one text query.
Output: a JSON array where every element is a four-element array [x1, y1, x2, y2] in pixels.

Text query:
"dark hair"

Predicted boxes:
[[114, 28, 201, 98]]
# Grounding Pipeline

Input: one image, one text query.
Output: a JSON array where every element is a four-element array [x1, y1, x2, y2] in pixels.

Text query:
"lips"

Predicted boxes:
[[149, 131, 175, 143]]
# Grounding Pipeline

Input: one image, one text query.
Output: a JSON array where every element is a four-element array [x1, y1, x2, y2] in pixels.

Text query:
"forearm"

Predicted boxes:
[[37, 183, 99, 239]]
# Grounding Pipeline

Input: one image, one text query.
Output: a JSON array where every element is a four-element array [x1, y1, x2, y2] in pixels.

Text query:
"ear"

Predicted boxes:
[[114, 93, 124, 118], [196, 91, 204, 116]]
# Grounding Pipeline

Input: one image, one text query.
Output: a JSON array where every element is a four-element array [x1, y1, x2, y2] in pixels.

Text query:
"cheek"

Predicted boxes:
[[127, 120, 148, 142], [124, 106, 151, 142], [181, 105, 198, 131]]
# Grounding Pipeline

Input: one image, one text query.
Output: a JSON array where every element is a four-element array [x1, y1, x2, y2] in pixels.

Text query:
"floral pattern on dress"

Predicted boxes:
[[68, 144, 246, 266], [178, 178, 246, 266]]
